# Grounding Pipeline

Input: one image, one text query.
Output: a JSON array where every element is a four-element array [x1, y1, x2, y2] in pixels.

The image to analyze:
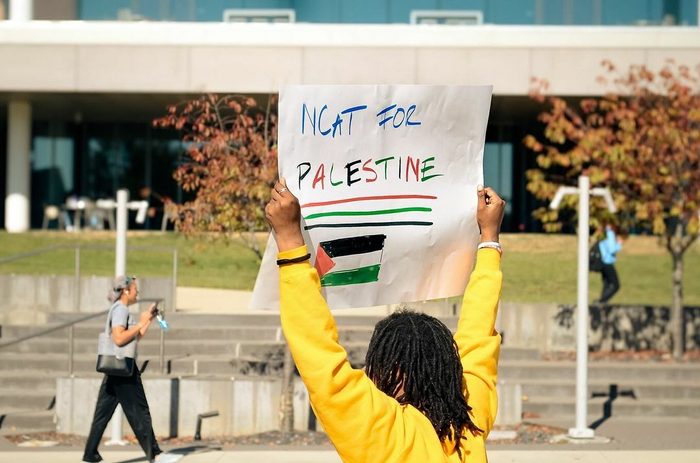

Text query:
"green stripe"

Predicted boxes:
[[305, 207, 431, 220], [320, 264, 381, 287]]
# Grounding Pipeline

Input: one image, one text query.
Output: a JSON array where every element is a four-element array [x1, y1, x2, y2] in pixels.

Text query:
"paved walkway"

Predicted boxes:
[[3, 416, 699, 462], [2, 449, 700, 463]]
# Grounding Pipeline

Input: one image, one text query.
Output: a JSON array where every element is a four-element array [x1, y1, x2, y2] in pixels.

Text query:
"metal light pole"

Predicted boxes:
[[106, 189, 129, 446], [549, 176, 616, 439]]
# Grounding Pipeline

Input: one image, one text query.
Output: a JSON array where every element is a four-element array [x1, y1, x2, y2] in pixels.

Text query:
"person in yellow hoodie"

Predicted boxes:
[[265, 178, 505, 463]]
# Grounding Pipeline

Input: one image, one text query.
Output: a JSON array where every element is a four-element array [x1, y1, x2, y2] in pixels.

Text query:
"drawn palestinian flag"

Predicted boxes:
[[315, 234, 387, 287]]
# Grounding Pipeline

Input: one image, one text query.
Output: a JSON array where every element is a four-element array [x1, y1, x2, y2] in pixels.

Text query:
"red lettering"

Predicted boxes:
[[406, 156, 420, 182], [362, 159, 377, 183], [312, 164, 326, 189]]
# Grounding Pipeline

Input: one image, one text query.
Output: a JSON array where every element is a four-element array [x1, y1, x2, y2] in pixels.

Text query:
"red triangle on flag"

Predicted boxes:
[[314, 245, 336, 277]]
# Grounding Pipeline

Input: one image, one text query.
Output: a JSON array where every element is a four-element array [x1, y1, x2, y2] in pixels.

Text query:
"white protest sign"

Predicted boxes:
[[251, 85, 492, 310]]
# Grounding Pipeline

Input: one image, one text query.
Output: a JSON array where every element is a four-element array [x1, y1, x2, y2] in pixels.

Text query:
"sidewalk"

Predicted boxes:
[[2, 449, 700, 463], [2, 416, 698, 462]]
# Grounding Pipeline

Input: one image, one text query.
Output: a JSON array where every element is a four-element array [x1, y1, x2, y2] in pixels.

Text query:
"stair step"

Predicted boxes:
[[500, 361, 700, 382], [0, 410, 55, 433], [2, 325, 284, 342], [0, 353, 163, 374], [523, 396, 700, 419], [0, 372, 58, 389], [0, 389, 55, 410], [515, 379, 700, 400]]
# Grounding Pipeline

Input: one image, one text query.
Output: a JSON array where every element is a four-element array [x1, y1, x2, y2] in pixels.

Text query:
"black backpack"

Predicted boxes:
[[589, 241, 603, 272]]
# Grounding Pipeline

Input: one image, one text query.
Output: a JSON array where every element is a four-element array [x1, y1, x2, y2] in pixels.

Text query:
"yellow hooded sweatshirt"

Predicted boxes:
[[279, 245, 502, 463]]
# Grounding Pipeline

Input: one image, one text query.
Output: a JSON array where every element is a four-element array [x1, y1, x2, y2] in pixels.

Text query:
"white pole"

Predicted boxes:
[[115, 189, 128, 276], [569, 176, 595, 439], [106, 189, 129, 446], [4, 101, 31, 233], [8, 0, 32, 21]]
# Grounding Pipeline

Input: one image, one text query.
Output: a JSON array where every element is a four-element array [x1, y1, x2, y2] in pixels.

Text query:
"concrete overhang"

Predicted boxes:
[[0, 21, 698, 95]]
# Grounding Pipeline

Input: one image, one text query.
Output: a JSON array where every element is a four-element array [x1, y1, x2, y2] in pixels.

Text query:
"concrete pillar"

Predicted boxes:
[[5, 101, 32, 233], [9, 0, 33, 21]]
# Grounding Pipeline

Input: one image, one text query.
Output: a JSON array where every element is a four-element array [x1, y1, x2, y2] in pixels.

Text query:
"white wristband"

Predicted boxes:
[[477, 241, 502, 255]]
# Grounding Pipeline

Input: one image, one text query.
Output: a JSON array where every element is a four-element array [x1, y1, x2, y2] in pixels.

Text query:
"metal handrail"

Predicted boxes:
[[0, 297, 169, 376], [0, 244, 64, 264], [0, 243, 178, 320], [0, 309, 108, 376], [0, 244, 177, 376], [0, 310, 108, 350], [0, 243, 177, 264]]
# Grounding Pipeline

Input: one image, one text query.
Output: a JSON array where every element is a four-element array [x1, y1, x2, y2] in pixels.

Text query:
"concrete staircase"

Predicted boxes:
[[500, 360, 700, 420], [1, 313, 699, 434]]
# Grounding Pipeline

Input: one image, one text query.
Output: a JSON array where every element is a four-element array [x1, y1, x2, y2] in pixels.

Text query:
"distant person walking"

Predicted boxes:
[[597, 225, 623, 304], [83, 276, 178, 463]]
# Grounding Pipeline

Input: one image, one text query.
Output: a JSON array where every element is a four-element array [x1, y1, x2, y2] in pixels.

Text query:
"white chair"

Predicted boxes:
[[42, 205, 65, 230], [95, 198, 117, 230]]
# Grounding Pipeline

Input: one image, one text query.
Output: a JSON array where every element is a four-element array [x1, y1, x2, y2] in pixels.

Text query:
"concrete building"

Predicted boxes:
[[1, 0, 699, 232]]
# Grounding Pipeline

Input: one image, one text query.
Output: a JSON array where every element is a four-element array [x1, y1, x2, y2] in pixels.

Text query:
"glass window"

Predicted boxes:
[[572, 0, 598, 24], [295, 0, 341, 23], [389, 0, 434, 23], [79, 0, 130, 20], [31, 122, 76, 228], [678, 0, 699, 25], [488, 0, 536, 24], [538, 0, 567, 24], [79, 122, 184, 229], [602, 0, 659, 25], [484, 142, 513, 228], [341, 0, 388, 23], [442, 0, 487, 10]]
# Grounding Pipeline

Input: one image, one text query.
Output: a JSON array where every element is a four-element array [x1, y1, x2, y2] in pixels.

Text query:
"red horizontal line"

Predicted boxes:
[[301, 195, 438, 208]]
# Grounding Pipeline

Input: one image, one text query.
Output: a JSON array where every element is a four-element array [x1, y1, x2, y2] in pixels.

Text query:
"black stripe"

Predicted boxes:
[[305, 221, 433, 231], [319, 234, 387, 258]]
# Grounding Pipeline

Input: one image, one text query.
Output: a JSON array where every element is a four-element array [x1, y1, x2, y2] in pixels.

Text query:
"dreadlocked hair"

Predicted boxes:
[[364, 309, 482, 455]]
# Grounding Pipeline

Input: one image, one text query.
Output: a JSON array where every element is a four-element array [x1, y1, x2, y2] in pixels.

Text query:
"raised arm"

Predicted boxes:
[[453, 186, 505, 435], [265, 179, 402, 462]]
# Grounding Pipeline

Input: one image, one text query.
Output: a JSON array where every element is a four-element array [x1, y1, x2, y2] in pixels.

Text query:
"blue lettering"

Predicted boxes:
[[301, 103, 316, 135], [377, 104, 421, 129], [318, 105, 331, 136], [406, 104, 421, 126], [392, 107, 406, 128], [331, 114, 343, 138], [340, 105, 368, 135], [376, 104, 397, 129], [301, 104, 369, 137]]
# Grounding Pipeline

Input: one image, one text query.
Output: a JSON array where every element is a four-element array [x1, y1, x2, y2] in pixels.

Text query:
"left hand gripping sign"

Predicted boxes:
[[252, 85, 492, 310]]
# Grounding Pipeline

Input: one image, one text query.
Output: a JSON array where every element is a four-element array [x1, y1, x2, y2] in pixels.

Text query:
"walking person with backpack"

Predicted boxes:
[[593, 224, 623, 305]]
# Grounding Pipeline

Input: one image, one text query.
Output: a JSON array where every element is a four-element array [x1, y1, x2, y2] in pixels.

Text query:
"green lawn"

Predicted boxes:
[[500, 234, 700, 305], [0, 231, 263, 290], [0, 231, 698, 306]]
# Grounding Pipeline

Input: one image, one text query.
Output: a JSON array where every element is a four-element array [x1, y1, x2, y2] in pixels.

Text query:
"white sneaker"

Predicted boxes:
[[155, 453, 183, 463]]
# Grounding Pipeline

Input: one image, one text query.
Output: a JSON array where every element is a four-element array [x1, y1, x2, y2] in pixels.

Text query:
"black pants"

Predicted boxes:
[[83, 369, 161, 462], [600, 263, 620, 304]]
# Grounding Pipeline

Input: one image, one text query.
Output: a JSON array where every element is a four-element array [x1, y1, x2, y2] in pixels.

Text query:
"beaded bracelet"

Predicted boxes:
[[276, 253, 311, 266]]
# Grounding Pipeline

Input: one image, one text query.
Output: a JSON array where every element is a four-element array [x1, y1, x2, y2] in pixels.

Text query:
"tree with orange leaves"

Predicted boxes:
[[153, 94, 278, 259], [155, 95, 301, 433], [524, 60, 700, 359]]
